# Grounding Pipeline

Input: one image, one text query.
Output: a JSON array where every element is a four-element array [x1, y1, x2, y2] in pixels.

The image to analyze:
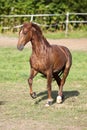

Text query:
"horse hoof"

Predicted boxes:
[[45, 99, 53, 107], [56, 95, 62, 104], [30, 92, 37, 99]]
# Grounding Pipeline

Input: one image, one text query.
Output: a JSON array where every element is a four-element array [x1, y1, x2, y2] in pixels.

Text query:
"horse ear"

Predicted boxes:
[[19, 25, 23, 34], [23, 22, 32, 29]]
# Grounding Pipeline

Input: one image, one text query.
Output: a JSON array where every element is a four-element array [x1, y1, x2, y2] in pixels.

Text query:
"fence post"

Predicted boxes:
[[30, 15, 33, 22], [65, 12, 69, 36]]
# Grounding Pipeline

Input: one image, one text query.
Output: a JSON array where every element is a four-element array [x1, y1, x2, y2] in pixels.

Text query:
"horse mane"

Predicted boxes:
[[22, 22, 42, 36], [32, 23, 42, 35], [32, 23, 50, 47]]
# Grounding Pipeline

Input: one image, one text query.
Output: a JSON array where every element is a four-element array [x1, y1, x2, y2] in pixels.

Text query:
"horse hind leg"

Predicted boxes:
[[53, 72, 63, 103], [53, 72, 61, 86], [45, 70, 53, 107], [57, 64, 71, 104]]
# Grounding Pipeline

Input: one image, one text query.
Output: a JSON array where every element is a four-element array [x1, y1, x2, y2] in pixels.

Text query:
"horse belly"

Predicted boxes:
[[53, 60, 65, 73]]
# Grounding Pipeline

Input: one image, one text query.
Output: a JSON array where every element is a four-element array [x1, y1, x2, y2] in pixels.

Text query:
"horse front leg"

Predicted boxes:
[[45, 70, 53, 106], [28, 68, 38, 99]]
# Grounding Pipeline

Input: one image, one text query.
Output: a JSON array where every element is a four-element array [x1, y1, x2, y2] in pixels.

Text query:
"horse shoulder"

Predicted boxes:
[[29, 52, 48, 72]]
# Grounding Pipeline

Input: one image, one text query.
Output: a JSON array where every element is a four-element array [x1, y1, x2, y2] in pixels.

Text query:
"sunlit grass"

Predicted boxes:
[[0, 47, 87, 129], [0, 29, 87, 39], [44, 30, 87, 39]]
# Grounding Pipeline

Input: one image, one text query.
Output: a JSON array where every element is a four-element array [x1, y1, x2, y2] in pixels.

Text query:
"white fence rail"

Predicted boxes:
[[65, 12, 87, 35], [0, 12, 87, 35]]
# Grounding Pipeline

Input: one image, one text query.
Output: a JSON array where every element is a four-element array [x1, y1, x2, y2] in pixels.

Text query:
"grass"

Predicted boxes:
[[0, 47, 87, 129], [44, 30, 87, 39], [0, 29, 87, 39]]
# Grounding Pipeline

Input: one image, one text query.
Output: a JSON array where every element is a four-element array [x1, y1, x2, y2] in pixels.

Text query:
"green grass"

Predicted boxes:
[[0, 47, 87, 129], [1, 29, 87, 39], [44, 30, 87, 39]]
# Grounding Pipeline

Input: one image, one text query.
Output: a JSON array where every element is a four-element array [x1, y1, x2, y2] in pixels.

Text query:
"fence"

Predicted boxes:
[[65, 12, 87, 36], [0, 12, 87, 36]]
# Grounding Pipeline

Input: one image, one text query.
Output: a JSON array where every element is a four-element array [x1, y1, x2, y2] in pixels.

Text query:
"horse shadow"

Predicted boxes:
[[0, 101, 7, 105], [0, 101, 7, 106], [35, 90, 80, 104]]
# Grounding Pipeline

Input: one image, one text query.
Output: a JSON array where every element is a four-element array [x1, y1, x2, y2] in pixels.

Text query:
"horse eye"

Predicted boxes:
[[23, 31, 27, 35]]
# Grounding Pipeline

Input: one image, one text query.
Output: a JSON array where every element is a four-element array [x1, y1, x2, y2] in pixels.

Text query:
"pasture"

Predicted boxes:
[[0, 39, 87, 130]]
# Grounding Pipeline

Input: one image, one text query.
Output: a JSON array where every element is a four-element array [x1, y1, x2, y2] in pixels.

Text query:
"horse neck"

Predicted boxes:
[[31, 32, 50, 55]]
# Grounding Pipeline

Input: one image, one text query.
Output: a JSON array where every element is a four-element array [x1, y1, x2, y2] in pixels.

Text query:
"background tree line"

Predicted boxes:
[[0, 0, 87, 32]]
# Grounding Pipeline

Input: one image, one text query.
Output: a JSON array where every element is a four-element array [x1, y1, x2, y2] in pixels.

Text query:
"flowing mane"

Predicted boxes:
[[31, 23, 50, 47], [32, 23, 42, 35]]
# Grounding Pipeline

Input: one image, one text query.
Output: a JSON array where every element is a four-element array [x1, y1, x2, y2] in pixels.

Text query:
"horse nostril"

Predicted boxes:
[[17, 44, 24, 51]]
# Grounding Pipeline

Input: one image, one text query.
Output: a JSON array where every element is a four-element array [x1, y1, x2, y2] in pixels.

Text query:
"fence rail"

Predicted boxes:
[[0, 12, 87, 36]]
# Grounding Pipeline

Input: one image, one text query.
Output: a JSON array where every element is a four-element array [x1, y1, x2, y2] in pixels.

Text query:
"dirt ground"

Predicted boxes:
[[0, 36, 87, 51]]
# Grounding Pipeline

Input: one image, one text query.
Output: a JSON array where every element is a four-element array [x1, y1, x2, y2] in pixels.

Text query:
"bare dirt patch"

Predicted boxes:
[[48, 38, 87, 51], [0, 36, 87, 51]]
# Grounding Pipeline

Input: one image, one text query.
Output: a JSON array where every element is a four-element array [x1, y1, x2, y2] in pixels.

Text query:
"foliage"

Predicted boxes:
[[0, 0, 87, 31], [0, 0, 87, 15]]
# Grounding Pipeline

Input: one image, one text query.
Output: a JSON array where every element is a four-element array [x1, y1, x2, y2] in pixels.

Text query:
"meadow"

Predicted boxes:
[[0, 47, 87, 130], [1, 27, 87, 39]]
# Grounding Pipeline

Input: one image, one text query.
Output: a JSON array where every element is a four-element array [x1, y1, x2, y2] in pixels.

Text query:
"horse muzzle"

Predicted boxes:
[[17, 44, 24, 51]]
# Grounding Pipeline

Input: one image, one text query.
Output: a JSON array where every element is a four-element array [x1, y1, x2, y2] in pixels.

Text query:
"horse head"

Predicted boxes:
[[17, 22, 43, 51], [17, 22, 32, 51]]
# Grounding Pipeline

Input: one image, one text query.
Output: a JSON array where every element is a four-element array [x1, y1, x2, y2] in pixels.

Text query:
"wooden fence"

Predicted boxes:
[[0, 12, 87, 35]]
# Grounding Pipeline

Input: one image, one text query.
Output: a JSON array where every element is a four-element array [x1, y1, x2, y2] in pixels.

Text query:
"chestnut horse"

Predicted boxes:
[[17, 22, 72, 106]]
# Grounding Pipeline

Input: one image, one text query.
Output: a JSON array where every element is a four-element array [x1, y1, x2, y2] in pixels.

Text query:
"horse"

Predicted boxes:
[[17, 22, 72, 106]]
